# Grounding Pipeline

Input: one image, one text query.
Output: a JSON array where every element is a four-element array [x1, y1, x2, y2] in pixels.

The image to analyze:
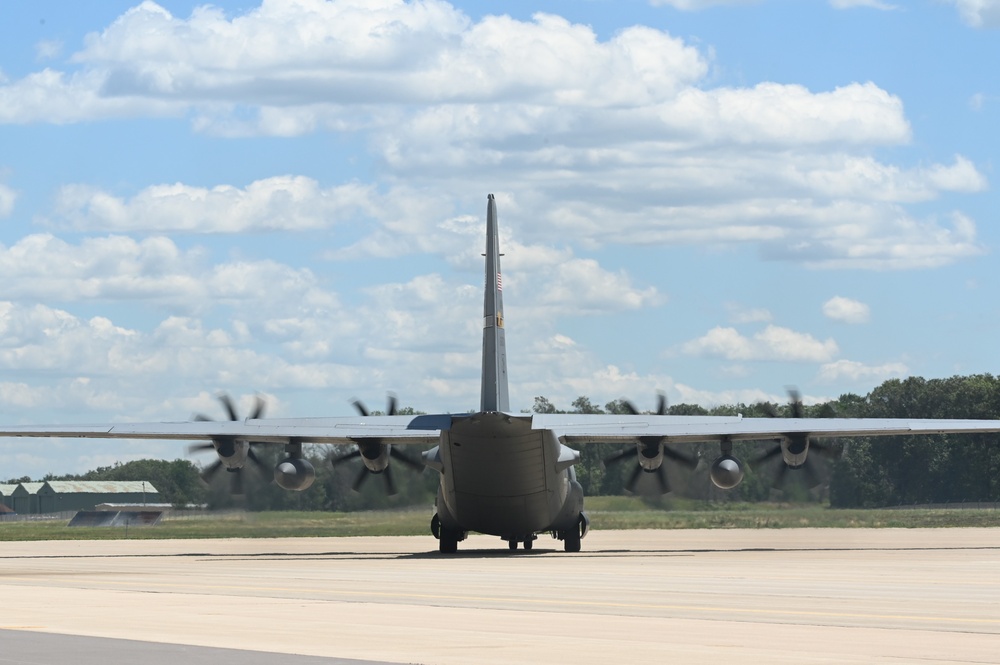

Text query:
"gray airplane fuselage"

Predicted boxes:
[[431, 412, 584, 541]]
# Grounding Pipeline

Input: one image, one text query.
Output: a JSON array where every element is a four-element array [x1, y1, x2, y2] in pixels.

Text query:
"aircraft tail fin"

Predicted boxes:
[[480, 194, 510, 412]]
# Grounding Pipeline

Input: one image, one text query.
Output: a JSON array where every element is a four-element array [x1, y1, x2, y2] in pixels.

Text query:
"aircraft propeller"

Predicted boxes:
[[751, 389, 842, 490], [603, 393, 698, 494], [330, 394, 425, 496], [189, 393, 268, 496]]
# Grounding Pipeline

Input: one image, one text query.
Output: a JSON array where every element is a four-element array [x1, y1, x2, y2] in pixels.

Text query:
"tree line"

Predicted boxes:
[[9, 374, 999, 509]]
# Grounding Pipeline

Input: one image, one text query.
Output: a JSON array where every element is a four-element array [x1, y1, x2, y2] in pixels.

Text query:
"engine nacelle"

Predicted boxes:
[[215, 438, 250, 470], [780, 435, 810, 468], [710, 454, 744, 490], [274, 457, 316, 491], [637, 441, 664, 472], [359, 440, 391, 473]]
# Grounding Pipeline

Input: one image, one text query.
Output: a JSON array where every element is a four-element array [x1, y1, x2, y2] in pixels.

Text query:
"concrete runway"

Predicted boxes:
[[2, 529, 1000, 664]]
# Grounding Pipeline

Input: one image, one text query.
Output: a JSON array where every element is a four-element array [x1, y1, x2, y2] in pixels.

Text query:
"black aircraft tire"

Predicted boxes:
[[440, 531, 459, 554], [523, 538, 533, 551], [508, 540, 518, 551], [563, 530, 581, 553]]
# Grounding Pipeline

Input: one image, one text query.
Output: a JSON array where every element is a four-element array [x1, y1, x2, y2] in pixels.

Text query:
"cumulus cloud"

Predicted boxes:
[[681, 325, 839, 362], [0, 219, 672, 419], [1, 2, 706, 128], [0, 68, 183, 124], [0, 234, 336, 314], [0, 2, 987, 270], [822, 296, 871, 324], [945, 0, 1000, 28], [532, 258, 661, 314], [817, 359, 908, 382], [51, 177, 377, 232], [0, 301, 374, 413]]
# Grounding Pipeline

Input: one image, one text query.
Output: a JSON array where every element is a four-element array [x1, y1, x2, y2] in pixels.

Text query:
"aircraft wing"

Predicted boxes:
[[4, 412, 999, 446], [0, 413, 451, 446], [531, 413, 1000, 444]]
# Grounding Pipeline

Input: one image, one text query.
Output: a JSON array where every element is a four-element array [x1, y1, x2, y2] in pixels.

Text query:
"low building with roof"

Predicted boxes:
[[11, 482, 45, 514], [34, 481, 161, 514], [0, 483, 18, 510]]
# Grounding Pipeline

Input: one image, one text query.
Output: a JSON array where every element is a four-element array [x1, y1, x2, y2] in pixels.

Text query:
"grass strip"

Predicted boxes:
[[2, 498, 997, 541]]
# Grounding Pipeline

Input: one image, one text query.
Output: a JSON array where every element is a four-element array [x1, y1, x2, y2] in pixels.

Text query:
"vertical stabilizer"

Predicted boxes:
[[481, 194, 510, 412]]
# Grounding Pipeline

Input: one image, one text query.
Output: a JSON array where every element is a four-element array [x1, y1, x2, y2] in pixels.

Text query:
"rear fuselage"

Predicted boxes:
[[432, 412, 583, 540]]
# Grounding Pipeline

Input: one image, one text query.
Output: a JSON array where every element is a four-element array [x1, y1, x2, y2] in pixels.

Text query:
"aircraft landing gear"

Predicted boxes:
[[440, 530, 459, 553], [432, 513, 464, 554], [558, 512, 589, 552]]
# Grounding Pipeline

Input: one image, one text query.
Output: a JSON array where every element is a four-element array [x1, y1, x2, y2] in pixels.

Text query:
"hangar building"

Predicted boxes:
[[9, 481, 161, 514]]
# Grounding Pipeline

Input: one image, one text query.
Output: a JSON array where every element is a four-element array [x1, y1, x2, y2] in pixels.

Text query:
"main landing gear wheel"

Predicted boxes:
[[439, 530, 459, 553], [561, 513, 588, 552], [432, 513, 460, 553]]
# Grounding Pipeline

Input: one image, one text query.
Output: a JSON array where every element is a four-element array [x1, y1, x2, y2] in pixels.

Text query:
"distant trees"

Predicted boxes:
[[10, 374, 999, 510], [829, 375, 1000, 507]]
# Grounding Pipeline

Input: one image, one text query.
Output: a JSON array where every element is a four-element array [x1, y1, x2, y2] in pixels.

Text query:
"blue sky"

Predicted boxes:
[[1, 0, 998, 478]]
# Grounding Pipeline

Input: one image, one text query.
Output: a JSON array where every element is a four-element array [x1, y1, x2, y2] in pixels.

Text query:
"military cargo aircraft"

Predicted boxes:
[[3, 194, 1000, 552]]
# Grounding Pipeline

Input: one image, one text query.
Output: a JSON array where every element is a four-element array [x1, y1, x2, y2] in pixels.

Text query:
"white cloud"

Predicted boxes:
[[35, 40, 63, 61], [817, 359, 908, 383], [681, 325, 839, 362], [822, 296, 870, 324], [0, 382, 49, 408], [0, 2, 985, 271], [51, 177, 377, 233], [0, 68, 183, 124], [649, 0, 762, 8], [52, 149, 988, 269], [726, 304, 773, 324], [0, 300, 378, 410], [945, 0, 1000, 28], [0, 183, 15, 217], [0, 234, 338, 316], [1, 2, 706, 128], [796, 210, 983, 270], [830, 0, 898, 9], [532, 258, 661, 314]]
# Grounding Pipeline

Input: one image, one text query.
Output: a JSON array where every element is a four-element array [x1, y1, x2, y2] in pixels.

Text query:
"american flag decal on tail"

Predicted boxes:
[[497, 272, 502, 291]]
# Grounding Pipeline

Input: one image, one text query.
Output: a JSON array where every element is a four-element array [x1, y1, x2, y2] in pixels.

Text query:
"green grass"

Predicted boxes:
[[1, 499, 998, 541]]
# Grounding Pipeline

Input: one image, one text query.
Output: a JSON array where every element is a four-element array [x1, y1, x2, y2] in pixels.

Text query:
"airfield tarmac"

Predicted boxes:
[[1, 528, 999, 664]]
